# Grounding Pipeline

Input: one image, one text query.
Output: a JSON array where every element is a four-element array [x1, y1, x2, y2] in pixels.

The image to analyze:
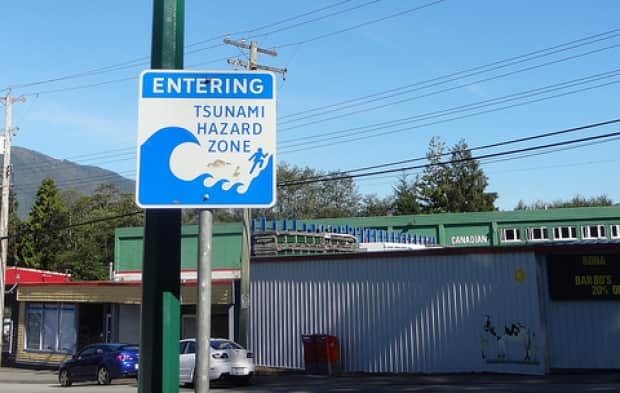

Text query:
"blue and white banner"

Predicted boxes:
[[136, 70, 277, 208]]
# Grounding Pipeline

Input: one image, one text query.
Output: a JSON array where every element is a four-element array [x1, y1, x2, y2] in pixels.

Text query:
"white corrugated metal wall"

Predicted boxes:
[[250, 252, 546, 375]]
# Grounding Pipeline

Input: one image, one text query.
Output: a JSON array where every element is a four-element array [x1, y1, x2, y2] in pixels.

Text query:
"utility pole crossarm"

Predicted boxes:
[[226, 59, 287, 77], [223, 38, 278, 56]]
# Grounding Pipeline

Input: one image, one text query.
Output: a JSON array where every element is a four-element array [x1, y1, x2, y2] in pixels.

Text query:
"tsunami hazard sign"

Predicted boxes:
[[136, 70, 276, 208]]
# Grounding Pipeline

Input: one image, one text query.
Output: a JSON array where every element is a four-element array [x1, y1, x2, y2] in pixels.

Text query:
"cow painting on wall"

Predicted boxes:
[[480, 315, 539, 365]]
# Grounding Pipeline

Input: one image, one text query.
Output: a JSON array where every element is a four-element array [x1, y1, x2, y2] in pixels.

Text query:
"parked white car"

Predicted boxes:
[[179, 338, 255, 385]]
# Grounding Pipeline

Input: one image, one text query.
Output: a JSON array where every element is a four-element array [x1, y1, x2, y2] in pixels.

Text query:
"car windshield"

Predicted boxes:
[[210, 339, 242, 350]]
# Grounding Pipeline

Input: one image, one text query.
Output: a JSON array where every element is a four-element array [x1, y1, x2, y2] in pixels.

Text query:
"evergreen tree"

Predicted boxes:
[[416, 137, 452, 213], [416, 137, 497, 213], [446, 139, 497, 212], [359, 194, 394, 217], [18, 178, 68, 271], [392, 174, 420, 215]]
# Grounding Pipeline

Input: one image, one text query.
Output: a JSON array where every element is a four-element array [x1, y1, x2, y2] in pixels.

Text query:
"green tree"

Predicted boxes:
[[446, 139, 497, 212], [317, 172, 360, 218], [514, 194, 613, 210], [416, 137, 452, 213], [416, 137, 497, 213], [18, 178, 68, 271], [392, 174, 420, 215], [261, 162, 362, 219], [56, 184, 143, 280], [359, 194, 394, 217]]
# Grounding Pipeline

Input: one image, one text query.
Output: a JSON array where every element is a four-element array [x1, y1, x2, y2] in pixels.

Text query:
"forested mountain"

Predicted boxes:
[[7, 147, 134, 218]]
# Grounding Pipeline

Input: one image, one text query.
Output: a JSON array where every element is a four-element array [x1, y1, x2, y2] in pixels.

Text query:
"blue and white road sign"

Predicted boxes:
[[136, 70, 277, 208]]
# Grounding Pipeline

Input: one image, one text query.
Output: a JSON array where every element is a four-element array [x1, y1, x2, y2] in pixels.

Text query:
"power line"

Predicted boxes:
[[279, 67, 620, 138], [486, 156, 620, 175], [16, 119, 619, 195], [278, 42, 620, 128], [283, 118, 620, 181], [2, 0, 379, 92], [278, 28, 620, 121], [8, 34, 620, 177], [9, 28, 619, 171], [185, 0, 357, 48], [240, 0, 383, 42], [2, 210, 144, 241], [278, 130, 620, 186], [14, 151, 620, 236], [10, 0, 445, 97], [14, 70, 620, 180], [276, 0, 448, 49], [13, 137, 620, 224], [279, 74, 620, 150], [478, 136, 620, 166], [356, 153, 620, 188], [279, 72, 620, 154]]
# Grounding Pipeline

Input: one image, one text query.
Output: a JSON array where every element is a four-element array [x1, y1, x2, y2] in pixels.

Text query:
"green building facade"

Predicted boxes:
[[114, 206, 620, 273]]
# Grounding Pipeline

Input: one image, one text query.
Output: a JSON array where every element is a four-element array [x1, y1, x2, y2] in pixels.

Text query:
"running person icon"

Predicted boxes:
[[249, 147, 268, 174]]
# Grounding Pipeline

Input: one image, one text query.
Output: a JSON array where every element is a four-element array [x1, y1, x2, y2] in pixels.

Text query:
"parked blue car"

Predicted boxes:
[[58, 343, 139, 387]]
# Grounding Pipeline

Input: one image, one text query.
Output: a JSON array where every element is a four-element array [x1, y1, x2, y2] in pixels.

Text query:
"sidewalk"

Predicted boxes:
[[0, 367, 57, 384]]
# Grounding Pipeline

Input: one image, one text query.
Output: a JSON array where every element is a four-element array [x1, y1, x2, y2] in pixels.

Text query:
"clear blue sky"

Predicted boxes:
[[1, 0, 619, 210]]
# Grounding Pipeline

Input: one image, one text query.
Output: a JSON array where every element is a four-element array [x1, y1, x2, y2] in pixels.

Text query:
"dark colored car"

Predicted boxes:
[[58, 343, 139, 387]]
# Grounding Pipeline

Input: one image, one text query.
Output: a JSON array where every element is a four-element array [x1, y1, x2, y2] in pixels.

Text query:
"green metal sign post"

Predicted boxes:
[[138, 1, 184, 393]]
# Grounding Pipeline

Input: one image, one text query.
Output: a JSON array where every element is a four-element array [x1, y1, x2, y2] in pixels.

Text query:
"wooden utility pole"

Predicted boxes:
[[0, 90, 24, 367], [223, 38, 286, 348]]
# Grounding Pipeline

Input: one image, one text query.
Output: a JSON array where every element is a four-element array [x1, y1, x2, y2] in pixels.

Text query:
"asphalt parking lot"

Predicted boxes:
[[1, 367, 620, 393]]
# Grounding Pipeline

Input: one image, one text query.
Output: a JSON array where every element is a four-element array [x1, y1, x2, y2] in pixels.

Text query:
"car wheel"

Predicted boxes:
[[97, 366, 111, 385], [59, 368, 72, 387]]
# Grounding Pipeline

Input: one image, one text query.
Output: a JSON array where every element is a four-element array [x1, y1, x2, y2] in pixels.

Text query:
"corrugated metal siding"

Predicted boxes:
[[118, 304, 141, 344], [250, 252, 545, 374], [542, 263, 620, 369]]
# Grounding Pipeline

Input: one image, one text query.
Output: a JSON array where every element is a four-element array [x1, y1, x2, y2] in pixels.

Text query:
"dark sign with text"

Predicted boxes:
[[547, 254, 620, 300]]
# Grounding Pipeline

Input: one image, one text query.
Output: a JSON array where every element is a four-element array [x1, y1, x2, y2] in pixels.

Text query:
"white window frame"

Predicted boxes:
[[500, 228, 521, 242], [527, 226, 549, 241], [610, 224, 620, 239], [581, 224, 606, 240], [552, 226, 577, 241]]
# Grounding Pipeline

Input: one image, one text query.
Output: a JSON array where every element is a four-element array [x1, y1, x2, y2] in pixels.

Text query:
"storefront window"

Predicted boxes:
[[25, 305, 42, 350], [25, 303, 76, 354]]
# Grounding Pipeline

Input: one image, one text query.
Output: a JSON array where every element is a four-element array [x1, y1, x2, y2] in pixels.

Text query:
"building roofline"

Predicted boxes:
[[251, 241, 620, 264]]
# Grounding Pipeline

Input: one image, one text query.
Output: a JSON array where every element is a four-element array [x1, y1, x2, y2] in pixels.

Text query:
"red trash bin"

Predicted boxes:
[[325, 335, 340, 365], [316, 335, 341, 376], [301, 334, 319, 374]]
